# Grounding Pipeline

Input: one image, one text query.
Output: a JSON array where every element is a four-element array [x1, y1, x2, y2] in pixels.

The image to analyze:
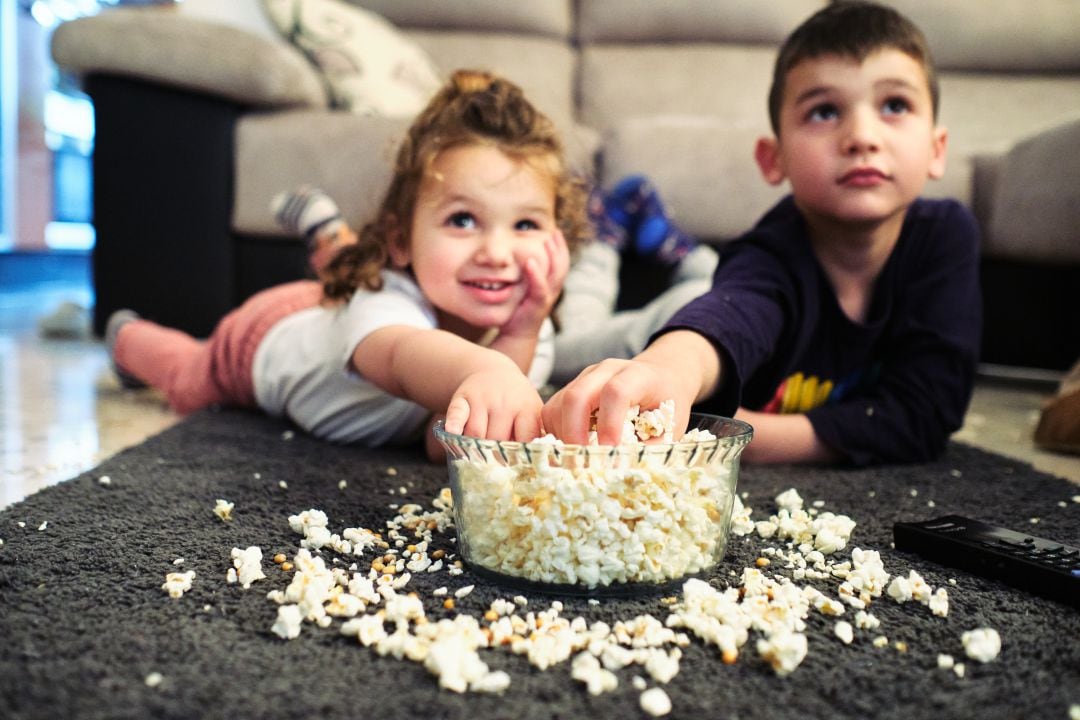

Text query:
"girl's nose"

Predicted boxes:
[[475, 229, 512, 266]]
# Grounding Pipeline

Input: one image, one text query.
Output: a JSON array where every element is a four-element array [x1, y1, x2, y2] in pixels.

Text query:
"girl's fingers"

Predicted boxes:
[[512, 411, 542, 443], [443, 396, 470, 435], [461, 403, 489, 440]]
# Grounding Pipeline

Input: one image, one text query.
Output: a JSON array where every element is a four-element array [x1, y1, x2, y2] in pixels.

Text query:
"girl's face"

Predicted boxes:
[[391, 144, 558, 338]]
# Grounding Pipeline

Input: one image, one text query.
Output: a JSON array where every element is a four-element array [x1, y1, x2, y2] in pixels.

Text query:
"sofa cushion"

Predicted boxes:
[[928, 73, 1080, 214], [234, 111, 409, 237], [987, 118, 1080, 263], [580, 44, 777, 141], [601, 116, 786, 242], [262, 0, 442, 117], [408, 30, 598, 173], [886, 0, 1080, 72], [50, 8, 327, 108], [353, 0, 572, 39], [577, 0, 823, 43]]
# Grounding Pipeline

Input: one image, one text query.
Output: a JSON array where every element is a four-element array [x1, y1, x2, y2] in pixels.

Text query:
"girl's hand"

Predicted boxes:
[[443, 365, 544, 441], [501, 230, 570, 339]]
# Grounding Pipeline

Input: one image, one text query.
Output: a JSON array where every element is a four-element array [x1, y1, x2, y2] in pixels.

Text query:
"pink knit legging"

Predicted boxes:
[[114, 281, 324, 414]]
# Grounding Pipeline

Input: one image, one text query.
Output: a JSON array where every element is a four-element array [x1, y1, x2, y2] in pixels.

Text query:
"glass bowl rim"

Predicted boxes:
[[432, 412, 753, 458]]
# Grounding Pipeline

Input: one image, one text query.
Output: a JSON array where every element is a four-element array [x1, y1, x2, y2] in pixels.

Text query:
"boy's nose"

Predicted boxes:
[[843, 107, 881, 155]]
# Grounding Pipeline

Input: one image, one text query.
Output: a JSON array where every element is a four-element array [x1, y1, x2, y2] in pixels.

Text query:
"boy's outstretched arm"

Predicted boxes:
[[734, 408, 839, 464], [542, 330, 721, 444], [352, 325, 544, 445]]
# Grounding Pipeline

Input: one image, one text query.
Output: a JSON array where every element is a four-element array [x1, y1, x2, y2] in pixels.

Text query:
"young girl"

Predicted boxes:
[[107, 70, 589, 459]]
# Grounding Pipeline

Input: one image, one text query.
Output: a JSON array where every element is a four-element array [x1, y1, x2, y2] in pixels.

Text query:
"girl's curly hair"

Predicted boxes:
[[322, 69, 590, 301]]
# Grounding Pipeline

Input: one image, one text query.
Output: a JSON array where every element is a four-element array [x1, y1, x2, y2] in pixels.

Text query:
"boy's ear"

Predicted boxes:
[[754, 136, 786, 186], [927, 126, 948, 180], [385, 215, 410, 268]]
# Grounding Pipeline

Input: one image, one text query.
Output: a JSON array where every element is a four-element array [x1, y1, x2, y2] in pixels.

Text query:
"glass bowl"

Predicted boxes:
[[433, 413, 753, 596]]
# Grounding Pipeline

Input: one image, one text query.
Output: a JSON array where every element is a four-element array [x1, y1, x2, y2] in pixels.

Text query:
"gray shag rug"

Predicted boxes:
[[1, 408, 1078, 720]]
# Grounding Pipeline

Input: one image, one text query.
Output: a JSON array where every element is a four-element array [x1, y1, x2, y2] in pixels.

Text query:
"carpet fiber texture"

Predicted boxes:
[[1, 408, 1078, 720]]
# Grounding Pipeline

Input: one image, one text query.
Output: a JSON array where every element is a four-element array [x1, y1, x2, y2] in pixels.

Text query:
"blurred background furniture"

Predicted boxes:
[[51, 0, 1080, 371]]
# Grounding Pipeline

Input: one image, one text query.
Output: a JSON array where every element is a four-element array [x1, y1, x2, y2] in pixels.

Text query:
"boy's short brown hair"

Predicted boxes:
[[767, 1, 939, 134]]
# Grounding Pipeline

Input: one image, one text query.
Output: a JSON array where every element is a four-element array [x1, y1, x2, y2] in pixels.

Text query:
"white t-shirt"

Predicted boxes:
[[252, 270, 554, 445]]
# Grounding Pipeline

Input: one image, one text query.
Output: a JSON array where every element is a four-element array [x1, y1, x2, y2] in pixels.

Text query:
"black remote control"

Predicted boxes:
[[893, 515, 1080, 608]]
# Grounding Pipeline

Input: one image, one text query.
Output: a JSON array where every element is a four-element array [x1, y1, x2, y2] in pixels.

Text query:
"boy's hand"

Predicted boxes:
[[501, 230, 570, 339], [542, 358, 690, 445], [443, 366, 543, 441], [541, 331, 720, 445]]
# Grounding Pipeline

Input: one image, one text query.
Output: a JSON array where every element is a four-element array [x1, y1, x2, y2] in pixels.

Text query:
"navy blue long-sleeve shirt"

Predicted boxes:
[[659, 195, 982, 466]]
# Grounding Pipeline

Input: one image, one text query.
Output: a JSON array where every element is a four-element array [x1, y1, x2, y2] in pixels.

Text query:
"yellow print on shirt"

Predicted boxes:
[[763, 372, 834, 414]]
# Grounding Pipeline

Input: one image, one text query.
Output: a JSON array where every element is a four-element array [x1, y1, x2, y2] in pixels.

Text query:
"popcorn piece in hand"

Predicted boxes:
[[961, 628, 1001, 663], [634, 400, 676, 442], [162, 570, 196, 599], [213, 499, 234, 522]]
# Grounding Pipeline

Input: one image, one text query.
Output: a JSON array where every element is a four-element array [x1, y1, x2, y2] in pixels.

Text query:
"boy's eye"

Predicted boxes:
[[447, 211, 476, 229], [806, 103, 839, 123], [515, 219, 541, 231], [882, 97, 911, 116]]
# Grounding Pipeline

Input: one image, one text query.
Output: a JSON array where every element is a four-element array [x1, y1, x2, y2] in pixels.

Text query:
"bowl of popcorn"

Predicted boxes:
[[433, 403, 753, 595]]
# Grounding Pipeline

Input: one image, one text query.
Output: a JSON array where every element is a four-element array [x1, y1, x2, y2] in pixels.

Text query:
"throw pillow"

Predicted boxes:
[[261, 0, 442, 117]]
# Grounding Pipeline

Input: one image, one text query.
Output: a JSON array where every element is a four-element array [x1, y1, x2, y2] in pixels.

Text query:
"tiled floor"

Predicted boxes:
[[1, 260, 1078, 511]]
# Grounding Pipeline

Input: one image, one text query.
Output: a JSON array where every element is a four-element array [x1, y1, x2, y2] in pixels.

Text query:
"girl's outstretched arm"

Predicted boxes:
[[352, 325, 544, 443]]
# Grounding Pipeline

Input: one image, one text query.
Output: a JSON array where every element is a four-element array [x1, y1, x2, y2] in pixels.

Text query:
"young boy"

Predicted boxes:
[[542, 1, 982, 466]]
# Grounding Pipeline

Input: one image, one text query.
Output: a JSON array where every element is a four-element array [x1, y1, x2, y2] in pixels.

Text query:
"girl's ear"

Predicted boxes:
[[754, 136, 786, 186], [385, 215, 410, 268]]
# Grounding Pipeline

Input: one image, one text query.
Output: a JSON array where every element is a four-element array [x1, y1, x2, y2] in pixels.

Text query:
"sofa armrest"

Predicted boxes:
[[986, 116, 1080, 263], [51, 7, 327, 109]]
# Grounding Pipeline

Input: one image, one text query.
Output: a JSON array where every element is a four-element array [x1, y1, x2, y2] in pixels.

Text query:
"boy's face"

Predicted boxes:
[[755, 48, 947, 230], [391, 144, 557, 338]]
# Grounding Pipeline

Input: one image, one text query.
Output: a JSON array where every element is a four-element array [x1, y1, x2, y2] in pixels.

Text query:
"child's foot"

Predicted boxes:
[[105, 309, 146, 389], [603, 175, 654, 238], [271, 186, 344, 244], [636, 211, 698, 267], [632, 183, 698, 267], [588, 187, 627, 251]]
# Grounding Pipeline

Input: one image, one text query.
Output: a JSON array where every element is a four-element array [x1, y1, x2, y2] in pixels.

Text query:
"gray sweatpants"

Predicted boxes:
[[552, 242, 718, 384]]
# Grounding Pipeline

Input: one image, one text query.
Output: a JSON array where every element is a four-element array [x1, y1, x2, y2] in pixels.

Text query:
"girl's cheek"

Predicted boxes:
[[514, 240, 549, 275]]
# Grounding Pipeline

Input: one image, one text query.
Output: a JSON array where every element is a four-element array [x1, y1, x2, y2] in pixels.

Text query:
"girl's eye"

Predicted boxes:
[[882, 97, 911, 116], [515, 219, 541, 231], [447, 212, 476, 229], [806, 103, 839, 123]]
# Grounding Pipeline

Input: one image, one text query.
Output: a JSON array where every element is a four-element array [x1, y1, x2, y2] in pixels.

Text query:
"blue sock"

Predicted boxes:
[[604, 175, 652, 235], [632, 183, 698, 266]]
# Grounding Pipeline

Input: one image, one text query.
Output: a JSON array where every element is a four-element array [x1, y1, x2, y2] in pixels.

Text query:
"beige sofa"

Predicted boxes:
[[51, 0, 1080, 370]]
